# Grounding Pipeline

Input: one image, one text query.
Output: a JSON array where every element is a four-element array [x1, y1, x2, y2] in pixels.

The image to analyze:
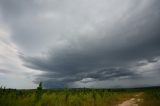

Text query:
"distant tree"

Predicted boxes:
[[0, 86, 2, 89], [3, 86, 6, 92], [37, 82, 43, 90], [36, 82, 43, 100]]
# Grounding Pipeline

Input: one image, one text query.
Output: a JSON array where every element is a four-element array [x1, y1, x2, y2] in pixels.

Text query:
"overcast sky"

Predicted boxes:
[[0, 0, 160, 89]]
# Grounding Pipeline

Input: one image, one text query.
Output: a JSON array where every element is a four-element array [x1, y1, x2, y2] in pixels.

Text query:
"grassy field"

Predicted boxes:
[[139, 87, 160, 106], [0, 87, 159, 106]]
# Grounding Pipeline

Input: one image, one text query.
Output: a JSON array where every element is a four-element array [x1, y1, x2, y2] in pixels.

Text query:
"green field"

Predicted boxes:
[[0, 87, 160, 106]]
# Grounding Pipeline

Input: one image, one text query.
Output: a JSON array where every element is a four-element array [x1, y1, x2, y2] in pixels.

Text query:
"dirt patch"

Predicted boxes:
[[116, 93, 143, 106]]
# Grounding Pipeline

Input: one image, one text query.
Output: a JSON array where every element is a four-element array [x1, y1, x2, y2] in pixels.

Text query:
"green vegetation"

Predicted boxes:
[[36, 82, 43, 100], [0, 86, 160, 106], [139, 87, 160, 106]]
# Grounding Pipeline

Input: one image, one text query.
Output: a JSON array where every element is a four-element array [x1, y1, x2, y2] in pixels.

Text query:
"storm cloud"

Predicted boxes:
[[0, 0, 160, 88]]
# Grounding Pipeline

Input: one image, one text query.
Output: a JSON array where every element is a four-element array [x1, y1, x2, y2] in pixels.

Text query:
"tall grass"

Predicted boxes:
[[0, 87, 160, 106], [140, 87, 160, 106]]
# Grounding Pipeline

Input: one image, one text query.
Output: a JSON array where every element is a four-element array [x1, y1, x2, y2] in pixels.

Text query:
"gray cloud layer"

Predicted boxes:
[[0, 0, 160, 88]]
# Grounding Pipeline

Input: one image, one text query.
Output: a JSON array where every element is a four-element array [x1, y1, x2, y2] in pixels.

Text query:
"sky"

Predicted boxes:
[[0, 0, 160, 89]]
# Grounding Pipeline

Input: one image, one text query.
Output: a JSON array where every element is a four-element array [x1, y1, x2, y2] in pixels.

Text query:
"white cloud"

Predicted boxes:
[[0, 28, 39, 89]]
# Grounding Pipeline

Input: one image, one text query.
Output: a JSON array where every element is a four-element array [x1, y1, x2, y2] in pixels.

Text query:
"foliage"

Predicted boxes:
[[36, 82, 43, 100], [37, 82, 43, 91], [139, 87, 160, 106], [0, 87, 160, 106]]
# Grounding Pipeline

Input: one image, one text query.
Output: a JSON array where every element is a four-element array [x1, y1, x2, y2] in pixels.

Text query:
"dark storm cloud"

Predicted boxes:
[[20, 0, 160, 88], [0, 0, 160, 88], [31, 67, 139, 88]]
